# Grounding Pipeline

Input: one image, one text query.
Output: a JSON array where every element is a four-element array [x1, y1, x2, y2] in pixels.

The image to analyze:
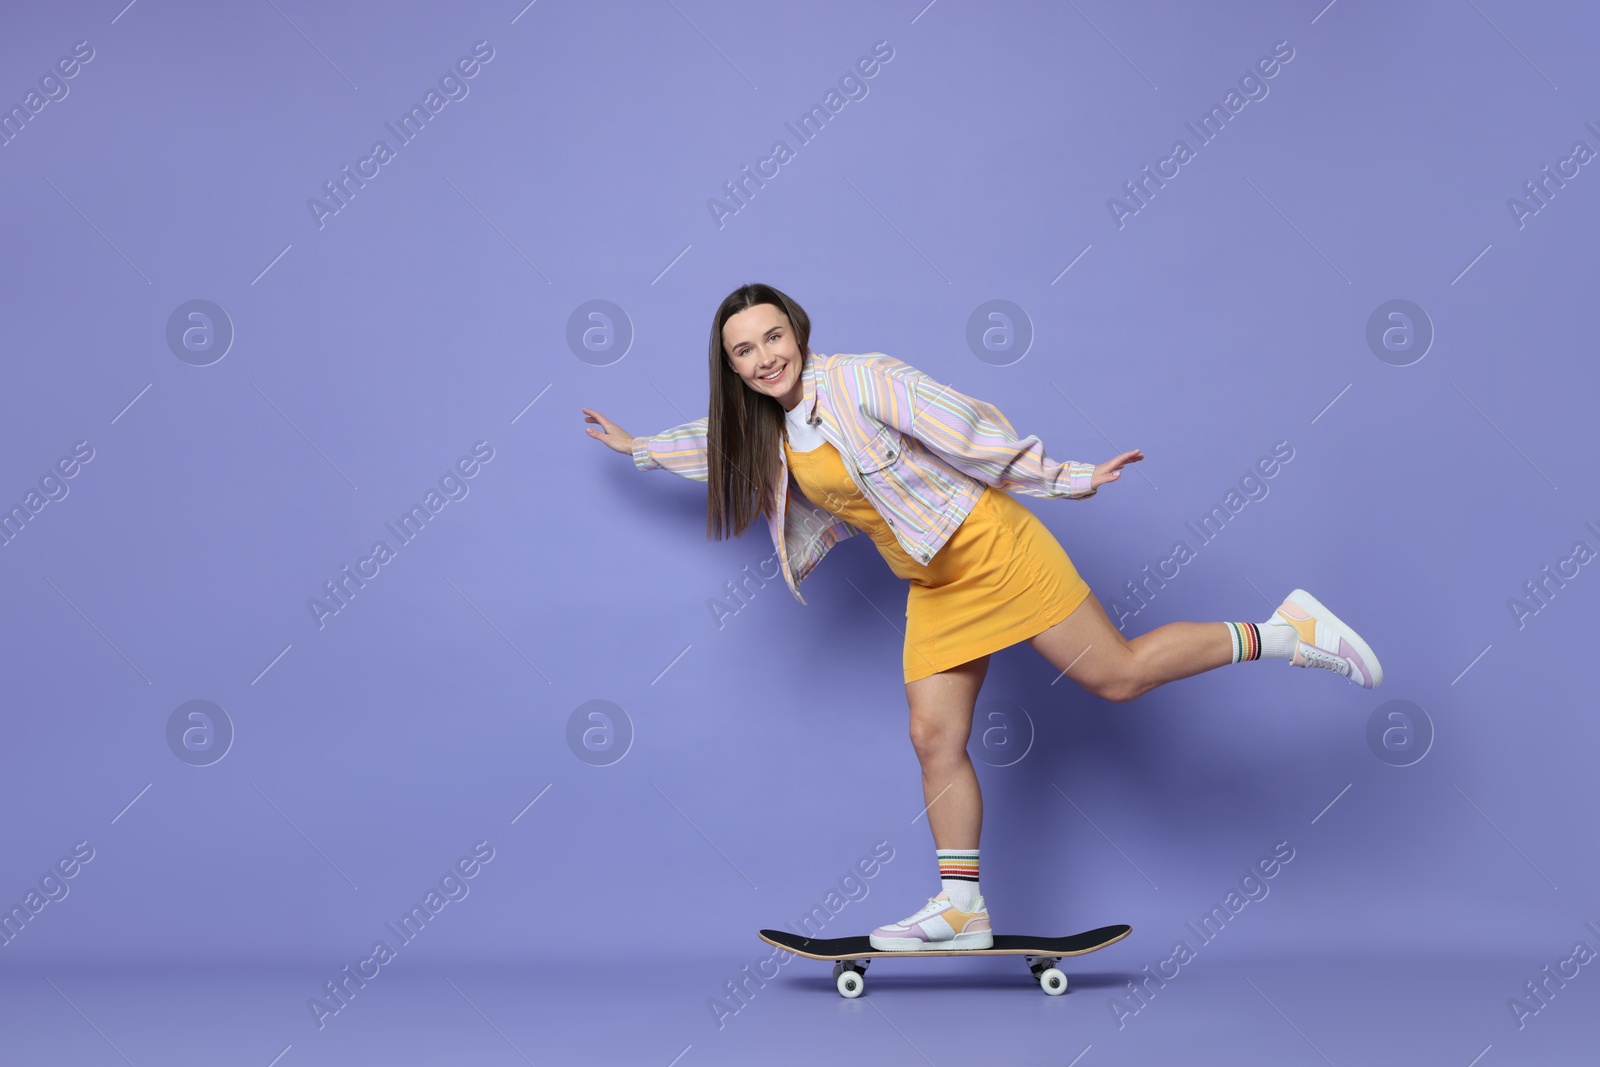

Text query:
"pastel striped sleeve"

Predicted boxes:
[[863, 356, 1097, 500], [632, 417, 710, 483]]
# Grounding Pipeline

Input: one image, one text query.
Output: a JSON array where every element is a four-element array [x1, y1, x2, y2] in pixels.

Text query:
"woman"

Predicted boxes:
[[583, 283, 1382, 952]]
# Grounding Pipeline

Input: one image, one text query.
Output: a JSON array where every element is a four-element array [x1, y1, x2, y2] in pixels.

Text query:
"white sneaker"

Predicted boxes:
[[1275, 588, 1383, 689], [868, 891, 993, 951]]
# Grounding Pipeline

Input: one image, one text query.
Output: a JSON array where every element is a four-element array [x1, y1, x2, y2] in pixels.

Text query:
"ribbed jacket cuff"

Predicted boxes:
[[631, 434, 660, 471], [1066, 462, 1097, 497]]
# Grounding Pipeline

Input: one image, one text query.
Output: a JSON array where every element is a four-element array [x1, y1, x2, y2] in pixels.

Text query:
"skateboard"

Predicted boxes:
[[758, 924, 1132, 997]]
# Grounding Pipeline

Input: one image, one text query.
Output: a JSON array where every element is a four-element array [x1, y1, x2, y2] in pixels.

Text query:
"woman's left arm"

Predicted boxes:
[[860, 355, 1136, 499]]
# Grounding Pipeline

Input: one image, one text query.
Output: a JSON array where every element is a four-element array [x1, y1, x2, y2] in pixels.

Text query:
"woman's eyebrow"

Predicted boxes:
[[734, 328, 781, 353]]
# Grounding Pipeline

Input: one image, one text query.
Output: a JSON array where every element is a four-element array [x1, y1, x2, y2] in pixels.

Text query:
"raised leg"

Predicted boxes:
[[1028, 591, 1236, 703]]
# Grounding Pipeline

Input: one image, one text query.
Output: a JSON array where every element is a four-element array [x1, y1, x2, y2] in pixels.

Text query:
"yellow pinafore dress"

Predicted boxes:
[[783, 436, 1092, 684]]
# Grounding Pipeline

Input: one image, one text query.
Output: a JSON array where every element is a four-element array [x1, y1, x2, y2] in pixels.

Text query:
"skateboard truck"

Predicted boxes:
[[1025, 954, 1068, 995]]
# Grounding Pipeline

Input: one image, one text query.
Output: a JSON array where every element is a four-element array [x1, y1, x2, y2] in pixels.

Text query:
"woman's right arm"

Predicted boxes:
[[630, 417, 710, 483], [584, 408, 709, 483]]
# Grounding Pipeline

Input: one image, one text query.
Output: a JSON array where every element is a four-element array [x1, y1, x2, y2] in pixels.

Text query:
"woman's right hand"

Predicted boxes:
[[583, 408, 636, 456], [1091, 448, 1144, 489]]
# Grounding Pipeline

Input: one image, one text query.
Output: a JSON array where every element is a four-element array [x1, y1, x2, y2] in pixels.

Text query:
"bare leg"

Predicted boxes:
[[1029, 591, 1236, 702], [904, 655, 990, 849]]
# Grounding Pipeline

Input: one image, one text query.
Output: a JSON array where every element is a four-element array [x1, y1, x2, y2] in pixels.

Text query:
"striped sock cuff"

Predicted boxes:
[[1225, 622, 1261, 663], [937, 849, 980, 882]]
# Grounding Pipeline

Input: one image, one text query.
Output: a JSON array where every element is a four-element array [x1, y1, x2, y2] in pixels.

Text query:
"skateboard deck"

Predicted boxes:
[[758, 924, 1131, 997]]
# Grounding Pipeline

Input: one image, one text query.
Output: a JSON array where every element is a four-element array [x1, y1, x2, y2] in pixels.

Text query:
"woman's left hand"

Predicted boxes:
[[1091, 449, 1144, 490]]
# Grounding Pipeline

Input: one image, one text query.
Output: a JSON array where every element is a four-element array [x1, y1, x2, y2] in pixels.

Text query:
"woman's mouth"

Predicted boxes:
[[758, 366, 784, 382]]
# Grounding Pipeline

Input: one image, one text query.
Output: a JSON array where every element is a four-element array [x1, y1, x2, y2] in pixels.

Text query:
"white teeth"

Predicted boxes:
[[759, 367, 783, 381]]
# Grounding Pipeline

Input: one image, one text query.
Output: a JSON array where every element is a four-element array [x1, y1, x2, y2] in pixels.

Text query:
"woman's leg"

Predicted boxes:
[[870, 655, 996, 949], [1028, 591, 1233, 703], [904, 655, 990, 848]]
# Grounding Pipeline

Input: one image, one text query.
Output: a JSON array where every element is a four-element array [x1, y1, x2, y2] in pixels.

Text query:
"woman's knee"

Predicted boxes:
[[908, 711, 967, 764], [1099, 677, 1145, 704], [1083, 654, 1146, 704], [1030, 593, 1143, 703]]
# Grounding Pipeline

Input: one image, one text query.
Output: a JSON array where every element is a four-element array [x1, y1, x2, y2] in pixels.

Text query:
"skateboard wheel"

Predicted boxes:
[[1038, 967, 1068, 995], [836, 968, 865, 998]]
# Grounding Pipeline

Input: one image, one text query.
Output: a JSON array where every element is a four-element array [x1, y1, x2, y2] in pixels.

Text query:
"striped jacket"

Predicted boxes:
[[631, 350, 1098, 604]]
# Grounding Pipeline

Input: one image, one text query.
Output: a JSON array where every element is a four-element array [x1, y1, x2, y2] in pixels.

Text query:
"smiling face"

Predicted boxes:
[[722, 303, 805, 411]]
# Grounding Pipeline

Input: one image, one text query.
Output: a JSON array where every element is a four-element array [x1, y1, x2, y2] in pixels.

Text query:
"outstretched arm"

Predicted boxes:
[[856, 356, 1140, 499], [584, 408, 710, 483], [629, 417, 710, 483]]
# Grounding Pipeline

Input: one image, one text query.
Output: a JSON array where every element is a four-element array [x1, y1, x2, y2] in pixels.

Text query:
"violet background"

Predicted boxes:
[[1, 1, 1594, 1064]]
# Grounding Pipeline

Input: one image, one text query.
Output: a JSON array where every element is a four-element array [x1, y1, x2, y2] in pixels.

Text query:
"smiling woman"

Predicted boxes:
[[581, 281, 1383, 958], [726, 305, 803, 402]]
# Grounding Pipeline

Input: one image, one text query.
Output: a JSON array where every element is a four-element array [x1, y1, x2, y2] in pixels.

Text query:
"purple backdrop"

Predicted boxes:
[[2, 1, 1594, 1064]]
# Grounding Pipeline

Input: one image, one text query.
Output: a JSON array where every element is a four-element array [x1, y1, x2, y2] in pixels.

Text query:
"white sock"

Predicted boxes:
[[1225, 620, 1298, 663], [937, 849, 981, 911], [1258, 616, 1299, 659]]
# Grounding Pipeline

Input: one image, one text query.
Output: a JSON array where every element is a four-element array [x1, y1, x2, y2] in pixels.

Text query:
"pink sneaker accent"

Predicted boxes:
[[868, 891, 994, 951], [1278, 588, 1383, 688]]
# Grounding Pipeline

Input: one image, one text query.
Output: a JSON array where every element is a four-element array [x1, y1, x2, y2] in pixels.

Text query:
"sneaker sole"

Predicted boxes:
[[868, 931, 995, 952], [1286, 587, 1383, 688]]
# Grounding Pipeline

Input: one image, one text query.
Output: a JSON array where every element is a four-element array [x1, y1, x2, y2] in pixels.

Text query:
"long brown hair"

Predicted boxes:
[[705, 283, 812, 541]]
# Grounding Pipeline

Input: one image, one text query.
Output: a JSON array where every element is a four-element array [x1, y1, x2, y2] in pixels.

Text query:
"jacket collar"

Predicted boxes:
[[799, 349, 821, 425]]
